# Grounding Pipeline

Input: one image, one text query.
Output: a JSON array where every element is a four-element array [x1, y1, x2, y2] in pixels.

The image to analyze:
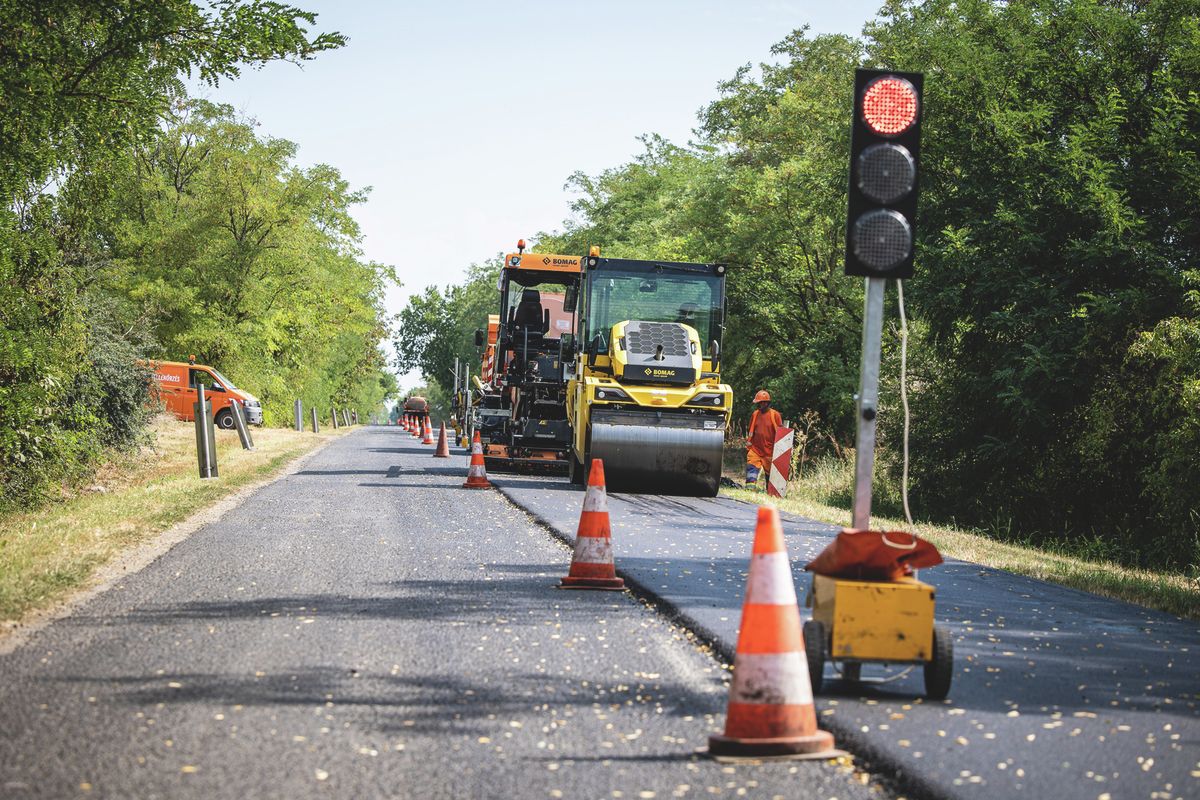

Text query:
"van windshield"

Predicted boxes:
[[210, 369, 236, 390], [191, 367, 236, 391]]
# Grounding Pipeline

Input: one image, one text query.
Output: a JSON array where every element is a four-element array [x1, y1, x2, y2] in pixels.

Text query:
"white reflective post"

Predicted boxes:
[[851, 277, 886, 530]]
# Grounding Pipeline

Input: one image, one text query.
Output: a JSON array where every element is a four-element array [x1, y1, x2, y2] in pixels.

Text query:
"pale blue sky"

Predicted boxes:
[[192, 1, 882, 367]]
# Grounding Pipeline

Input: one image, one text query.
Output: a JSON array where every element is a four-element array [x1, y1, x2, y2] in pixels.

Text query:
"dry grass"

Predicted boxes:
[[0, 416, 346, 623], [722, 483, 1200, 620]]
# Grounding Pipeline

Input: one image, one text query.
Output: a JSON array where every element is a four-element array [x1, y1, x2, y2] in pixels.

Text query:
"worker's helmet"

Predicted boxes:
[[753, 390, 771, 403]]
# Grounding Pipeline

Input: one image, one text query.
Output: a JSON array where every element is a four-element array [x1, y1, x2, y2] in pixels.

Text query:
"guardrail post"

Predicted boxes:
[[331, 406, 339, 429], [310, 407, 319, 433], [193, 384, 218, 478], [232, 400, 255, 451], [294, 399, 303, 431]]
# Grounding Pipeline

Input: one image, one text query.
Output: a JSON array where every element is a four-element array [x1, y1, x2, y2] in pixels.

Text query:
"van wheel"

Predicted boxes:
[[215, 409, 236, 430]]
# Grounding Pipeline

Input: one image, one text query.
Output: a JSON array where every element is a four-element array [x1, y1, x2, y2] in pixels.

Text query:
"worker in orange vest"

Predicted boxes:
[[746, 389, 782, 489]]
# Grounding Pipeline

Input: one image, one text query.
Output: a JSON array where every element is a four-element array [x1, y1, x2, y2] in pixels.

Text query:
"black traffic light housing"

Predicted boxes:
[[844, 68, 924, 278]]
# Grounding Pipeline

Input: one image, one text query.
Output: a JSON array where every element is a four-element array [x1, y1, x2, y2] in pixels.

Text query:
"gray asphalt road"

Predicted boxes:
[[0, 428, 882, 800], [492, 472, 1200, 800]]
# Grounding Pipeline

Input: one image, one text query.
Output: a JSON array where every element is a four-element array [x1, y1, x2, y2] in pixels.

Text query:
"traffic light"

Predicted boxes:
[[844, 68, 923, 278]]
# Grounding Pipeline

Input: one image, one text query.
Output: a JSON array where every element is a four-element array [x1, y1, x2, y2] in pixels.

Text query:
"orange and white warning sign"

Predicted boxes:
[[767, 427, 794, 498]]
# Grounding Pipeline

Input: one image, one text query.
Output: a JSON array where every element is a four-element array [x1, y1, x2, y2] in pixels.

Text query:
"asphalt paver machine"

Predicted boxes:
[[565, 251, 733, 496], [473, 243, 583, 472]]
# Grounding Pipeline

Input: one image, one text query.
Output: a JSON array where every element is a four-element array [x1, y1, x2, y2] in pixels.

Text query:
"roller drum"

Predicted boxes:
[[588, 410, 724, 496]]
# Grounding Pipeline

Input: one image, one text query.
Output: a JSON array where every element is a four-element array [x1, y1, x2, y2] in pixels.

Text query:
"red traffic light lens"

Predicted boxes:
[[861, 76, 919, 136]]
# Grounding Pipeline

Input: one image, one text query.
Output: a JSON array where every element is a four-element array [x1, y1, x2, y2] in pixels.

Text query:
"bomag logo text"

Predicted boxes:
[[543, 257, 578, 267], [645, 368, 677, 377]]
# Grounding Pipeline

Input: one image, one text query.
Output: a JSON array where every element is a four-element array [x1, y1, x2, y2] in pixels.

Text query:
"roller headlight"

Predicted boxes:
[[595, 387, 631, 401], [688, 392, 724, 407]]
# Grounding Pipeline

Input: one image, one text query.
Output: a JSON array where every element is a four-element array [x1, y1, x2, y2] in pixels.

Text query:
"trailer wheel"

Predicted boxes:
[[924, 624, 954, 700], [215, 409, 236, 430], [803, 620, 826, 694]]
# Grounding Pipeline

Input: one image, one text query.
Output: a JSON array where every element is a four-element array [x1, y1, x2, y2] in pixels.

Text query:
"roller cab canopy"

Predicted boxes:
[[578, 257, 726, 357]]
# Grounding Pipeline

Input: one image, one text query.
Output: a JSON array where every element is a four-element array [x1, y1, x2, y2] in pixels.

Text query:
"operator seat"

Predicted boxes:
[[511, 289, 548, 336]]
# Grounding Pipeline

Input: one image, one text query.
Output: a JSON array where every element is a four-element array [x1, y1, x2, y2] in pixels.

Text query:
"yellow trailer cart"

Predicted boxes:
[[803, 574, 953, 699]]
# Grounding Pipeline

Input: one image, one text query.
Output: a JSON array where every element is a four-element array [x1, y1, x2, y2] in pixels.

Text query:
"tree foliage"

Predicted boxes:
[[393, 260, 501, 392], [0, 3, 395, 511]]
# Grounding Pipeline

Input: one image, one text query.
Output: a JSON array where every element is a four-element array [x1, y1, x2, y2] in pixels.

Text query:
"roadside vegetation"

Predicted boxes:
[[0, 416, 344, 627], [400, 0, 1200, 584], [0, 2, 396, 515], [720, 450, 1200, 620]]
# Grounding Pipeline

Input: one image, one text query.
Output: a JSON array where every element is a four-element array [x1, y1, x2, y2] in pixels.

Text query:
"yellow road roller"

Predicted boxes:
[[564, 250, 733, 496]]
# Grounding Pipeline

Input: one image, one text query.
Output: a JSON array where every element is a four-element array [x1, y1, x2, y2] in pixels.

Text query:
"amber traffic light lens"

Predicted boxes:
[[857, 143, 916, 204]]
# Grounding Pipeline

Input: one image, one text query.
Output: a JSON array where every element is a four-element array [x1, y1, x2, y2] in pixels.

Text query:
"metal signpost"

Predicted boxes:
[[851, 279, 886, 529]]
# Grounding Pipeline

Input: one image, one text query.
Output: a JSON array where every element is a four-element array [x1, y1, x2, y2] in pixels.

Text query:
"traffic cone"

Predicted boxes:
[[411, 416, 421, 438], [433, 421, 450, 457], [707, 506, 838, 761], [422, 419, 435, 445], [462, 431, 492, 489], [559, 460, 625, 591]]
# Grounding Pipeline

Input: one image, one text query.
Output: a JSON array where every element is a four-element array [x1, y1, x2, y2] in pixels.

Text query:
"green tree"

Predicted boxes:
[[1, 1, 346, 509], [91, 100, 398, 424], [394, 260, 500, 393]]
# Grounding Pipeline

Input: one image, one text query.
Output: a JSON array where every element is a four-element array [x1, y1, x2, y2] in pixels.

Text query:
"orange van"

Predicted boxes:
[[147, 359, 264, 429]]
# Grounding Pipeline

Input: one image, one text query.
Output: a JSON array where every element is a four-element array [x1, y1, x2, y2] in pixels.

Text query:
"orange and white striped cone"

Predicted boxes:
[[707, 506, 838, 761], [411, 416, 422, 438], [422, 418, 435, 445], [558, 460, 625, 591], [433, 422, 451, 458], [462, 431, 492, 489]]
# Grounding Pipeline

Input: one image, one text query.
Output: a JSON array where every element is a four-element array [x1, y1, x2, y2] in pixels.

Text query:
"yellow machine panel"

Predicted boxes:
[[811, 574, 935, 662]]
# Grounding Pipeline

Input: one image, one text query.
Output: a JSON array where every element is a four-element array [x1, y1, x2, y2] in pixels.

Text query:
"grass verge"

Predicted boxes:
[[0, 415, 347, 625], [721, 459, 1199, 621]]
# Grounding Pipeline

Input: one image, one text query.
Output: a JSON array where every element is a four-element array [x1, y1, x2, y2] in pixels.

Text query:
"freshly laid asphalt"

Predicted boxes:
[[0, 427, 881, 800], [491, 471, 1200, 800]]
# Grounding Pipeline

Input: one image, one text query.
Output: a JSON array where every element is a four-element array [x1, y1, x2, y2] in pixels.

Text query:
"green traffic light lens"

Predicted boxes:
[[852, 209, 912, 272]]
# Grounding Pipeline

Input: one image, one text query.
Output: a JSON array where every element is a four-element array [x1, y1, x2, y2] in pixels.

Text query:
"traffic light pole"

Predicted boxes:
[[851, 276, 886, 530]]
